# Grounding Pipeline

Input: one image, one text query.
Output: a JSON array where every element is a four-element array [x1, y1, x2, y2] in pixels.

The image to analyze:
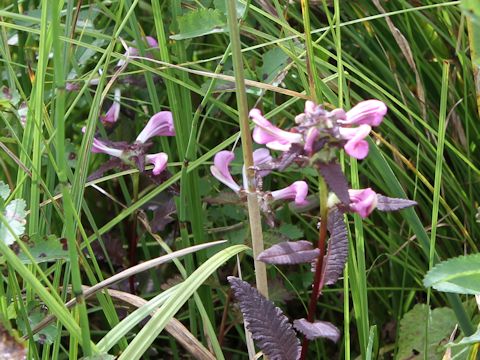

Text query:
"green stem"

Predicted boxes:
[[226, 0, 268, 298]]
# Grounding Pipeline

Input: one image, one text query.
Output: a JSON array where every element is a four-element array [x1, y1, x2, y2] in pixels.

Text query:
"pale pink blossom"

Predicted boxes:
[[271, 181, 309, 206], [349, 188, 378, 218], [145, 152, 168, 175], [136, 111, 175, 143], [91, 138, 123, 158], [338, 100, 387, 127], [250, 109, 302, 151], [339, 124, 372, 159], [100, 88, 121, 124], [210, 151, 241, 193], [242, 148, 273, 186]]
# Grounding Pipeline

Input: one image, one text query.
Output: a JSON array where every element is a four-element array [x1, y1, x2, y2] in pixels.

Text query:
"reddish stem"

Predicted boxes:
[[300, 180, 329, 360]]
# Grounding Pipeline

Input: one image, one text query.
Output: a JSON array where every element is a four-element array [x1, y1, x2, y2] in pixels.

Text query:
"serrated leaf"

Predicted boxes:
[[258, 241, 320, 265], [320, 209, 348, 286], [376, 194, 417, 212], [293, 319, 340, 342], [228, 277, 300, 360], [170, 9, 227, 40], [423, 254, 480, 294], [317, 162, 350, 205], [397, 304, 456, 360], [0, 199, 26, 245], [0, 181, 10, 201]]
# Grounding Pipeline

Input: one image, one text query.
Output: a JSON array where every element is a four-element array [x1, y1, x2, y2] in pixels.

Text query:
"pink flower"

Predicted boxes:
[[242, 148, 273, 186], [304, 127, 320, 155], [91, 138, 124, 158], [339, 100, 387, 127], [145, 152, 168, 175], [100, 88, 121, 124], [136, 111, 175, 143], [210, 151, 241, 193], [144, 36, 158, 48], [250, 109, 303, 151], [271, 181, 309, 206], [339, 124, 372, 159], [349, 188, 378, 218]]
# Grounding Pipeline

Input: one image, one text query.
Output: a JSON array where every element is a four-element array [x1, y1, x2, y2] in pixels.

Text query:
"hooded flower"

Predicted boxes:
[[117, 37, 159, 67], [100, 88, 121, 125], [338, 100, 387, 127], [271, 181, 309, 206], [242, 148, 273, 187], [304, 127, 320, 155], [338, 124, 372, 159], [91, 138, 124, 158], [136, 111, 175, 144], [349, 188, 378, 218], [145, 152, 168, 175], [250, 109, 303, 151], [210, 151, 241, 193]]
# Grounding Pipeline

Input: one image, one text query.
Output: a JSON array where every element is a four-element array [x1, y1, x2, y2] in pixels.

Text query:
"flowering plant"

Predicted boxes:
[[212, 100, 416, 359]]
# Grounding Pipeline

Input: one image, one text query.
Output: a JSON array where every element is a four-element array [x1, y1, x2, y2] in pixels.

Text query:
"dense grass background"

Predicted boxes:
[[0, 0, 478, 359]]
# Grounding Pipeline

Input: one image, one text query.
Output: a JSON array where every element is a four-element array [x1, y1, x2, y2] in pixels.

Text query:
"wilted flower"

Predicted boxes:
[[349, 188, 378, 218], [271, 181, 309, 206], [250, 109, 303, 151], [136, 111, 175, 143]]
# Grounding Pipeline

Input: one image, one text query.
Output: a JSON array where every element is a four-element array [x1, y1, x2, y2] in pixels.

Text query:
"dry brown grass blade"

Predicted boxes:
[[96, 288, 216, 360], [372, 0, 426, 118]]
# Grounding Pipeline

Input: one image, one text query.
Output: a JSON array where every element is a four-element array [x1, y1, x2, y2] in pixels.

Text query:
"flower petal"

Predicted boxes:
[[304, 127, 320, 155], [210, 151, 240, 193], [339, 125, 372, 159], [145, 152, 168, 175], [271, 181, 309, 206], [349, 188, 378, 218], [100, 88, 121, 124], [136, 111, 175, 143], [339, 100, 387, 127], [91, 138, 123, 158]]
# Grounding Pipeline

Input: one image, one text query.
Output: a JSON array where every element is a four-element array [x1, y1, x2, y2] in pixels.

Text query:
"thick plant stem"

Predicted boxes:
[[226, 0, 268, 298], [300, 175, 329, 360]]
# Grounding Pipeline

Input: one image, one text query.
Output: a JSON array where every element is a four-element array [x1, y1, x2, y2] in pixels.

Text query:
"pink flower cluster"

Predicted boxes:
[[210, 100, 391, 219], [250, 100, 387, 160], [90, 111, 175, 176]]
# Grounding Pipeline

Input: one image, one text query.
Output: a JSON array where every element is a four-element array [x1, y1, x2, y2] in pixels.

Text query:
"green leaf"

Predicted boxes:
[[17, 235, 69, 264], [423, 254, 480, 295], [170, 8, 227, 40], [213, 0, 246, 18], [0, 181, 10, 201], [447, 327, 480, 347], [278, 223, 304, 240], [397, 304, 456, 360], [17, 302, 59, 345], [256, 48, 290, 85], [0, 199, 27, 245], [80, 355, 115, 360]]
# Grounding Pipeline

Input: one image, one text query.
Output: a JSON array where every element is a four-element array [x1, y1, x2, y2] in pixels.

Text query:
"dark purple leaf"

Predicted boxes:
[[321, 209, 348, 286], [87, 158, 123, 182], [258, 241, 320, 265], [376, 194, 417, 212], [228, 277, 300, 360], [293, 319, 340, 342], [317, 162, 350, 205]]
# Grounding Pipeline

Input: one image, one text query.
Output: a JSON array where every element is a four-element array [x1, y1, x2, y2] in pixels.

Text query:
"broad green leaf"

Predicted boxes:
[[447, 327, 480, 347], [214, 0, 246, 18], [397, 304, 456, 360], [423, 254, 480, 295], [170, 8, 227, 40], [0, 199, 26, 245]]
